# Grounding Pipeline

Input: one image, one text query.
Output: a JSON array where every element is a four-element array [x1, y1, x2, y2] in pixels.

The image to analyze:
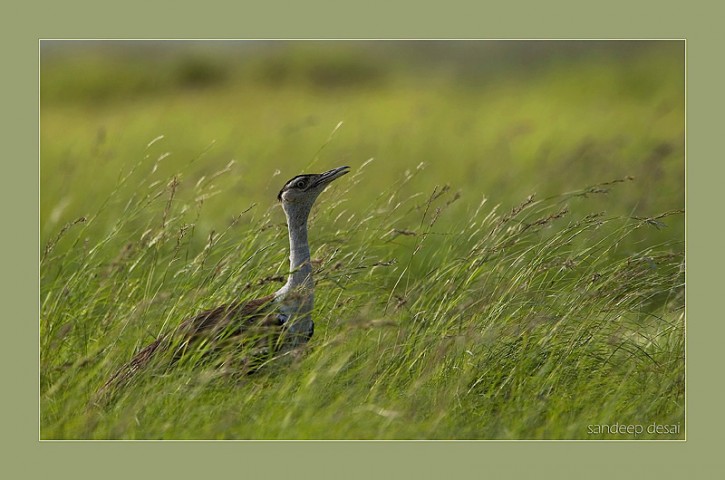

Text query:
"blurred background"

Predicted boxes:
[[40, 40, 684, 248]]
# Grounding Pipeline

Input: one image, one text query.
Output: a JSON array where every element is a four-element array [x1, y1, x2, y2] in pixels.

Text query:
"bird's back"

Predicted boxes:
[[95, 294, 281, 402]]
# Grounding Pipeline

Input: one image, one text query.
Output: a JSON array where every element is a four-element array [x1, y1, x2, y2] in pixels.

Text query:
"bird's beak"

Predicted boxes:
[[312, 166, 350, 188]]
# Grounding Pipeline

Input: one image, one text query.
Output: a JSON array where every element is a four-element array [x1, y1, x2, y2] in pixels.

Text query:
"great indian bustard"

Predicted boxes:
[[96, 166, 350, 399]]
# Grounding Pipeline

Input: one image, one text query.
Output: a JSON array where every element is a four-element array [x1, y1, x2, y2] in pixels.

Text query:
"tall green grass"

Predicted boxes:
[[40, 42, 684, 439], [40, 159, 683, 439]]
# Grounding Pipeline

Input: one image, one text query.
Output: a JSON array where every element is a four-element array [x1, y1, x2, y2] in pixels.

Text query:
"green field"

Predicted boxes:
[[40, 41, 685, 439]]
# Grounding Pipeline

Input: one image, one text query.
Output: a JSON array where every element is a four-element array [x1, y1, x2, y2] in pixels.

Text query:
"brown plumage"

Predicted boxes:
[[95, 295, 284, 402]]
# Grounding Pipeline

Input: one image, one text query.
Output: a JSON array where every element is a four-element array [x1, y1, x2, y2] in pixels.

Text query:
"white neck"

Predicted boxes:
[[276, 204, 314, 298], [286, 220, 313, 290], [274, 204, 316, 342]]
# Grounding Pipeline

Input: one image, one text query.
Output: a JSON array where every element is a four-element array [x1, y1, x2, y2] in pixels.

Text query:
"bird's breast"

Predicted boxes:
[[274, 289, 314, 346]]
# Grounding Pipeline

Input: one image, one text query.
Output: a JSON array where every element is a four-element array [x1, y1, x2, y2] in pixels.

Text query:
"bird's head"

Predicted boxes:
[[277, 166, 350, 215]]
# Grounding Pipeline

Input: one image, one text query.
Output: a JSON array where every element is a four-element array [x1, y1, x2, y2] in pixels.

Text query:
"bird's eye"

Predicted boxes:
[[295, 180, 306, 189]]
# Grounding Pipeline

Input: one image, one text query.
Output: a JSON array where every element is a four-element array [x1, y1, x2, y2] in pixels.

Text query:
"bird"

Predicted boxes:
[[95, 165, 351, 400]]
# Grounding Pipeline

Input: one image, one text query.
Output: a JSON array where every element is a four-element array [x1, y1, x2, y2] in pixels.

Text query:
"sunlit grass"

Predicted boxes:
[[40, 43, 684, 439]]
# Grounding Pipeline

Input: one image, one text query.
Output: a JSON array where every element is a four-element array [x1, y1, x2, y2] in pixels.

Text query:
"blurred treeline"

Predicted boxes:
[[41, 41, 678, 103]]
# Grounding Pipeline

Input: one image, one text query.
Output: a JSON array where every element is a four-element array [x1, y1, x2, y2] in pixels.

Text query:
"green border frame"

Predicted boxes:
[[9, 0, 722, 477]]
